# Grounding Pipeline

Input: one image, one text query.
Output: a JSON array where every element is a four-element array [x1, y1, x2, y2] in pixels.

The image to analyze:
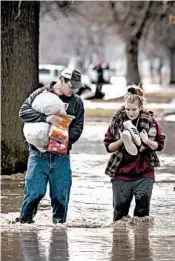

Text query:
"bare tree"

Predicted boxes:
[[67, 1, 153, 85], [142, 1, 175, 84], [39, 1, 174, 86], [1, 0, 73, 174], [40, 1, 113, 70], [2, 1, 40, 174], [108, 1, 153, 86], [163, 0, 175, 84]]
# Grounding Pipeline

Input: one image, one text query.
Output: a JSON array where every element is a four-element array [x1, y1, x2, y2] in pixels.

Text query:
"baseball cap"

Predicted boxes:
[[60, 68, 84, 89]]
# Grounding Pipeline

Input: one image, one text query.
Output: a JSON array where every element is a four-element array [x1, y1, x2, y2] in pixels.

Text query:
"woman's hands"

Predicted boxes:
[[140, 129, 158, 150], [140, 129, 149, 144]]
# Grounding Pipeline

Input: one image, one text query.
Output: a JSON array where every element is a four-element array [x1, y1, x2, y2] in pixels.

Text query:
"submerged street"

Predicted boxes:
[[1, 119, 175, 261]]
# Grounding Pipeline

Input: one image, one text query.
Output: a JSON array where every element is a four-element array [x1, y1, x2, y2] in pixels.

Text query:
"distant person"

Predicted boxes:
[[94, 61, 106, 99], [16, 68, 84, 224], [104, 85, 166, 221]]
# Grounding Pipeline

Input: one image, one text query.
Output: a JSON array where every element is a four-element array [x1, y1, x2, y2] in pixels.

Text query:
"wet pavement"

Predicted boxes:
[[1, 119, 175, 261]]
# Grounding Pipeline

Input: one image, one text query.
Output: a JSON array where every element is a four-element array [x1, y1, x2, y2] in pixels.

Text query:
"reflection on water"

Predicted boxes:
[[1, 226, 175, 261], [21, 229, 69, 261], [111, 226, 153, 261], [1, 120, 175, 261], [1, 228, 69, 261]]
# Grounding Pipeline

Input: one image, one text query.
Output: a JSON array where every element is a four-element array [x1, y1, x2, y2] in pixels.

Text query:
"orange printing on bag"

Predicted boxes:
[[48, 111, 75, 154], [49, 112, 74, 143], [49, 126, 68, 143], [53, 111, 74, 128]]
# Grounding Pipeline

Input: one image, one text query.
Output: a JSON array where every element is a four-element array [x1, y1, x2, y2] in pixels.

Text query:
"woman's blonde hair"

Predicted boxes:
[[124, 85, 145, 107]]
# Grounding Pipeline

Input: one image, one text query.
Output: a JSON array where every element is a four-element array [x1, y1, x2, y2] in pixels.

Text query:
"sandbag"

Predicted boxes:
[[23, 122, 50, 152], [32, 91, 66, 115]]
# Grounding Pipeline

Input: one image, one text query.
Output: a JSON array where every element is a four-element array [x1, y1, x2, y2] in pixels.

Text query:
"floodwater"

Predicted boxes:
[[1, 119, 175, 261]]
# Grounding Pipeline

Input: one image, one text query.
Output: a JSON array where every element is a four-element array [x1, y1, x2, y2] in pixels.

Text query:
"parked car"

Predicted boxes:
[[39, 64, 65, 86]]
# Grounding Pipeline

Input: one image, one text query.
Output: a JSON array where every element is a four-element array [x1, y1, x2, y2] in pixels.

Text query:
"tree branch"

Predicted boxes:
[[14, 0, 22, 20], [130, 1, 153, 39]]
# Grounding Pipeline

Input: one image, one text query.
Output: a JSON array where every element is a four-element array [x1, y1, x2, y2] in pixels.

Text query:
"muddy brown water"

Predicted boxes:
[[1, 120, 175, 261]]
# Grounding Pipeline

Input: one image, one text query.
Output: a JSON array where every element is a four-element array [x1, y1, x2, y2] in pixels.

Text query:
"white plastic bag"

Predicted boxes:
[[23, 122, 50, 152], [23, 91, 67, 152], [32, 91, 66, 115]]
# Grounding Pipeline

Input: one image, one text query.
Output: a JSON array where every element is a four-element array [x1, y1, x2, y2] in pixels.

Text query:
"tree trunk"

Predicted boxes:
[[1, 1, 40, 174], [169, 48, 175, 84], [126, 37, 141, 86]]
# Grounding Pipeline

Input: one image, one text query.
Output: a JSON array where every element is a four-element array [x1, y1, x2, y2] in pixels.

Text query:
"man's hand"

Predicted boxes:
[[46, 115, 62, 126], [140, 129, 149, 144]]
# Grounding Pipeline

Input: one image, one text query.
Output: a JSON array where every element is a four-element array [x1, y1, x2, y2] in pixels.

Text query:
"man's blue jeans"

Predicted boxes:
[[20, 149, 72, 223]]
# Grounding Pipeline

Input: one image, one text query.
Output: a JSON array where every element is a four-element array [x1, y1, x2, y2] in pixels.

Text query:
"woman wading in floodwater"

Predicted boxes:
[[104, 86, 166, 221]]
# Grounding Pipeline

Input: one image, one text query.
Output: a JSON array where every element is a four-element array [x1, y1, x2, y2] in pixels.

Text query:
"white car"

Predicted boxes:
[[39, 64, 65, 86]]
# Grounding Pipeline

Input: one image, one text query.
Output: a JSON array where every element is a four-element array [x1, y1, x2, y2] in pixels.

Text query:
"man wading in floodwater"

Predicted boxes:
[[16, 68, 85, 224]]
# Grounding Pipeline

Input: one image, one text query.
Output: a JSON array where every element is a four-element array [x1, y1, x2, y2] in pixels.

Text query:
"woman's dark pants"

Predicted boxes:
[[112, 178, 154, 221]]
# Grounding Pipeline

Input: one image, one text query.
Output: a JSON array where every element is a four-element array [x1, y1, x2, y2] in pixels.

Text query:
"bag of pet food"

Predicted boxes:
[[48, 138, 69, 155], [48, 112, 75, 154], [49, 111, 75, 144]]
